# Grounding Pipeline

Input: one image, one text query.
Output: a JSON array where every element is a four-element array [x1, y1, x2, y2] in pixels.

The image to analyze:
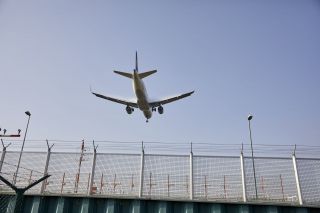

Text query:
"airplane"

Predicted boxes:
[[91, 52, 194, 122]]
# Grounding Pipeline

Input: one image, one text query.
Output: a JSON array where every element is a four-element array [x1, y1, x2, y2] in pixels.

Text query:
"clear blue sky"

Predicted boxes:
[[1, 0, 319, 148]]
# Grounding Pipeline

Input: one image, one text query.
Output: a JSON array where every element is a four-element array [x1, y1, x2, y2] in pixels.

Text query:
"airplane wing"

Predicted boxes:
[[92, 92, 138, 108], [149, 91, 194, 107]]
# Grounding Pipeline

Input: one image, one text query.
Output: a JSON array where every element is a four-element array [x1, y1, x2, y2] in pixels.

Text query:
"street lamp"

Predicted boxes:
[[14, 111, 31, 184], [248, 114, 258, 199]]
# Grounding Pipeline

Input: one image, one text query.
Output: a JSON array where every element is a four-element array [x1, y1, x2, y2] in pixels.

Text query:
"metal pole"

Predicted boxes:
[[14, 111, 31, 184], [248, 115, 258, 199], [148, 172, 152, 196], [61, 172, 65, 194], [240, 151, 247, 202], [280, 174, 285, 201], [167, 174, 170, 197], [40, 140, 54, 194], [138, 141, 144, 198], [189, 142, 193, 200], [204, 175, 207, 199], [88, 141, 97, 196], [292, 153, 303, 205], [75, 140, 85, 193], [0, 148, 5, 173], [224, 175, 227, 199], [0, 139, 10, 172], [100, 173, 104, 194]]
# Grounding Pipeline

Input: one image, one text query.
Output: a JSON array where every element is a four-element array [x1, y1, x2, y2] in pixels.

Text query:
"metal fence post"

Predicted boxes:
[[292, 151, 303, 205], [0, 139, 11, 172], [240, 150, 247, 202], [0, 150, 5, 172], [41, 140, 54, 194], [88, 141, 98, 196], [138, 142, 144, 198], [189, 142, 193, 200]]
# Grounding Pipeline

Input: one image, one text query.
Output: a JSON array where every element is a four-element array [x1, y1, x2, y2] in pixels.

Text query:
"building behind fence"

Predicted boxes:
[[0, 140, 319, 208]]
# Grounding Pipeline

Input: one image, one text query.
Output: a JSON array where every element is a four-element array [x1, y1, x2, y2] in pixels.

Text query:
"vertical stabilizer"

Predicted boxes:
[[135, 51, 138, 72]]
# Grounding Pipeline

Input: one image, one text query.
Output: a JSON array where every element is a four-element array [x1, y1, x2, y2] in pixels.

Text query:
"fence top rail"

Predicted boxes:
[[193, 155, 240, 159], [5, 150, 47, 154], [144, 153, 189, 157], [243, 156, 292, 160], [96, 152, 140, 156], [296, 157, 320, 161], [3, 150, 320, 160]]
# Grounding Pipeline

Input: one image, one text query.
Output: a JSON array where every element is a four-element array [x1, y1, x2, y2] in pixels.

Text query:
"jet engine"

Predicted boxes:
[[158, 106, 164, 114], [126, 106, 134, 114]]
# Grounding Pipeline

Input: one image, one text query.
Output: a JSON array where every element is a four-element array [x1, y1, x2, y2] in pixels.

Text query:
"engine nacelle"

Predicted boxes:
[[158, 106, 164, 114], [126, 106, 134, 114]]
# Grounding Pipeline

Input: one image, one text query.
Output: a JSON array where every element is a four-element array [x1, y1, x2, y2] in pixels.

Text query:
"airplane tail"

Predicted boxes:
[[135, 51, 138, 72], [114, 52, 156, 79], [113, 52, 138, 79]]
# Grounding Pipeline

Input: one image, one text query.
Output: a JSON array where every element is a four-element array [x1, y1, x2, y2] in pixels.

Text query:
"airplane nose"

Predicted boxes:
[[144, 111, 152, 119]]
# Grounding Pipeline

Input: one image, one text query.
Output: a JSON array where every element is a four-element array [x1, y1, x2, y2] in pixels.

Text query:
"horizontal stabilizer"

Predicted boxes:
[[139, 70, 157, 79], [114, 71, 133, 79]]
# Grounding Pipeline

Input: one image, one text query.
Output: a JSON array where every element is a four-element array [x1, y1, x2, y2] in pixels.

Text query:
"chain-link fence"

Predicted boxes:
[[0, 194, 15, 213], [0, 141, 320, 210]]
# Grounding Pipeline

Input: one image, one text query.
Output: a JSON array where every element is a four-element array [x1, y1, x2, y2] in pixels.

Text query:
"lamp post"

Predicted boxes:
[[14, 111, 31, 184], [248, 114, 258, 199]]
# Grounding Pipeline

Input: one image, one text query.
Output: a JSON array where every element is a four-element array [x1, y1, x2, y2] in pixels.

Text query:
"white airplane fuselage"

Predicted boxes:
[[133, 70, 152, 119]]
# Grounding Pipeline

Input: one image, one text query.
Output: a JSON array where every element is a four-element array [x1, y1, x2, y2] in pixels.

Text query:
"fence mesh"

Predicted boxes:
[[245, 157, 298, 202], [1, 152, 19, 191], [16, 152, 47, 194], [45, 152, 93, 195], [297, 158, 320, 206], [0, 194, 15, 213], [94, 153, 140, 197], [143, 154, 190, 199], [0, 147, 320, 207], [193, 156, 242, 201]]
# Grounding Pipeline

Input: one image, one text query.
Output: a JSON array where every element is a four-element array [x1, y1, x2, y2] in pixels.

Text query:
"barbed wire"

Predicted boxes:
[[0, 139, 319, 158]]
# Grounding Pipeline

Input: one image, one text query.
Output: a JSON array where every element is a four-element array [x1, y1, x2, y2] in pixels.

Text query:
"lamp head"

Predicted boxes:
[[25, 111, 31, 116], [248, 114, 253, 121]]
